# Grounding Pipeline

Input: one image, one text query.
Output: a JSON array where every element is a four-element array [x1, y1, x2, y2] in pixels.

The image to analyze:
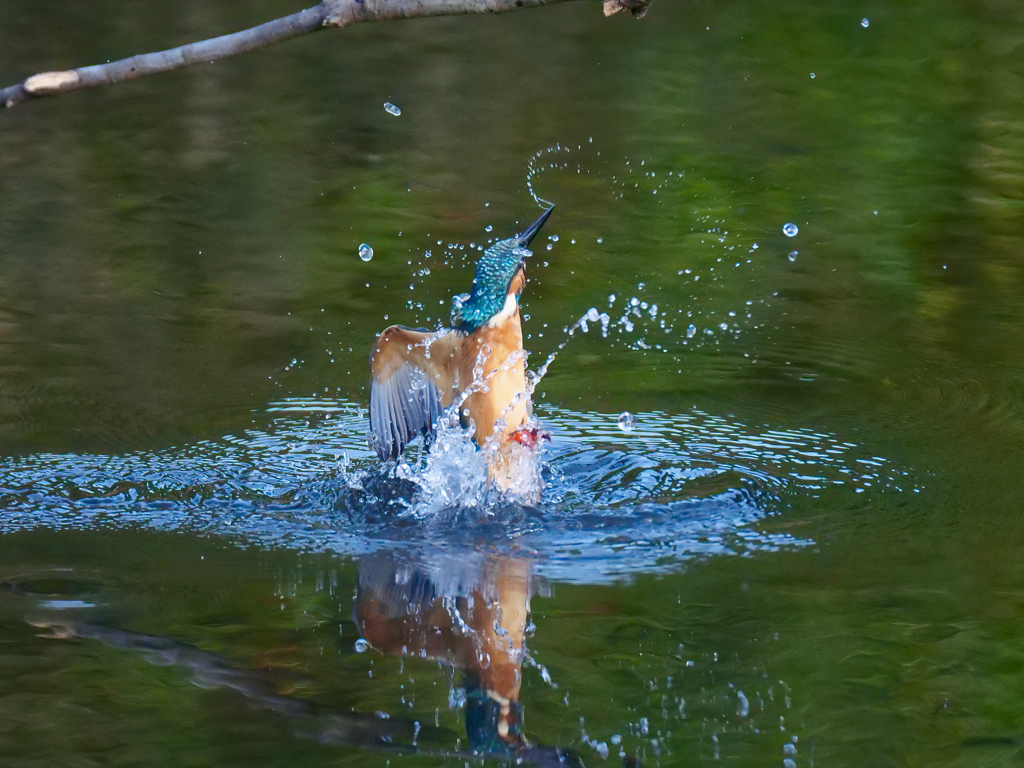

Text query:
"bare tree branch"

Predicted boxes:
[[601, 0, 652, 18], [1, 0, 652, 110], [1, 6, 326, 109]]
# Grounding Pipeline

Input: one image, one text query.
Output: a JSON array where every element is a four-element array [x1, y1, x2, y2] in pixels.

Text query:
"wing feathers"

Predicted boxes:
[[368, 326, 460, 460]]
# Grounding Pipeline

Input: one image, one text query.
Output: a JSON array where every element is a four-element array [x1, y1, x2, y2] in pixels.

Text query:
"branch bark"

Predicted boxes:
[[1, 0, 652, 110]]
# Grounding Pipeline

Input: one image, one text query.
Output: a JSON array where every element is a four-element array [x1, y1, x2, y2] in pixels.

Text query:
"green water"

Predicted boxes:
[[3, 0, 1024, 766]]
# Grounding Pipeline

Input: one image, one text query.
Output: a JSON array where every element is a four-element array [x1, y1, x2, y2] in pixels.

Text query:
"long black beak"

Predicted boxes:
[[516, 205, 555, 248]]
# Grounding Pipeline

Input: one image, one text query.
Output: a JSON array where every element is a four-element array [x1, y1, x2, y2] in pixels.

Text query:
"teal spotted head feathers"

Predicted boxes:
[[450, 206, 554, 332]]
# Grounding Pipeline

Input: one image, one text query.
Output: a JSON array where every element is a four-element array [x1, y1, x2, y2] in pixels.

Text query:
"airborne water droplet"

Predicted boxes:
[[782, 222, 799, 237], [383, 102, 401, 116], [788, 250, 798, 262], [861, 17, 870, 27], [686, 324, 697, 338], [359, 243, 373, 261], [617, 412, 637, 433], [354, 638, 371, 652], [737, 690, 749, 717]]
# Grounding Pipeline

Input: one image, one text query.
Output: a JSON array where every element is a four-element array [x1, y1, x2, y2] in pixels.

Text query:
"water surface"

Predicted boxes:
[[2, 1, 1024, 766]]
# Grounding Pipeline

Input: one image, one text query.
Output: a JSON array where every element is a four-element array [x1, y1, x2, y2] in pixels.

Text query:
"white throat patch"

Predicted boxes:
[[484, 293, 519, 328]]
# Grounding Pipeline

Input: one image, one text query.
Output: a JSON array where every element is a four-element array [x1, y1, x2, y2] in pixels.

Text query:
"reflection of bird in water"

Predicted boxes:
[[369, 207, 554, 502], [355, 552, 534, 753], [354, 550, 643, 766]]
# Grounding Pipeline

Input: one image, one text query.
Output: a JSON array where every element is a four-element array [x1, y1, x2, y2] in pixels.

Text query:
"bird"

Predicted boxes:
[[369, 205, 554, 499]]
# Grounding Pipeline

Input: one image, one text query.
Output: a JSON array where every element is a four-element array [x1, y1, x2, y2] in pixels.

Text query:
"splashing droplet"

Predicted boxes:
[[788, 250, 798, 262], [782, 223, 799, 237], [617, 412, 637, 433], [354, 638, 371, 652], [737, 690, 749, 717], [358, 243, 373, 262], [383, 102, 401, 116], [861, 17, 870, 27], [686, 324, 697, 338]]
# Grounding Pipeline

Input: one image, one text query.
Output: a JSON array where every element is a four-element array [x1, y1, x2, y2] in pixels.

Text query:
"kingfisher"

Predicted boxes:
[[369, 205, 553, 499]]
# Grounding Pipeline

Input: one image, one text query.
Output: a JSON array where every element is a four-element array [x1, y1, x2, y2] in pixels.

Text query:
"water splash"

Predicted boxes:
[[527, 307, 611, 392], [531, 150, 782, 357], [617, 412, 637, 433]]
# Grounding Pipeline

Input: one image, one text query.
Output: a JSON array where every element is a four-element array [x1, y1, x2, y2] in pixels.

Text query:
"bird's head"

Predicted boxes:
[[450, 205, 554, 333]]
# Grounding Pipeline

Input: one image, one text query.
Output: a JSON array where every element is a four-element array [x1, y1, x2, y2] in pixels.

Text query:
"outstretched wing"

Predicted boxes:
[[369, 326, 461, 460]]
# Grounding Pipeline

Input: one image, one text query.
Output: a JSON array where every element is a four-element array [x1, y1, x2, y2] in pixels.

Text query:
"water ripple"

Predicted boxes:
[[0, 398, 915, 582]]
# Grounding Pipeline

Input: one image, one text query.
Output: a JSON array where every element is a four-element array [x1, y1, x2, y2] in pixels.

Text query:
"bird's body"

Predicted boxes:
[[369, 206, 553, 499]]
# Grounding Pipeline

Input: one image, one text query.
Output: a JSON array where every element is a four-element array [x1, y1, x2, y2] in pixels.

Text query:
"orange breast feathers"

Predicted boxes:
[[456, 314, 531, 448]]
